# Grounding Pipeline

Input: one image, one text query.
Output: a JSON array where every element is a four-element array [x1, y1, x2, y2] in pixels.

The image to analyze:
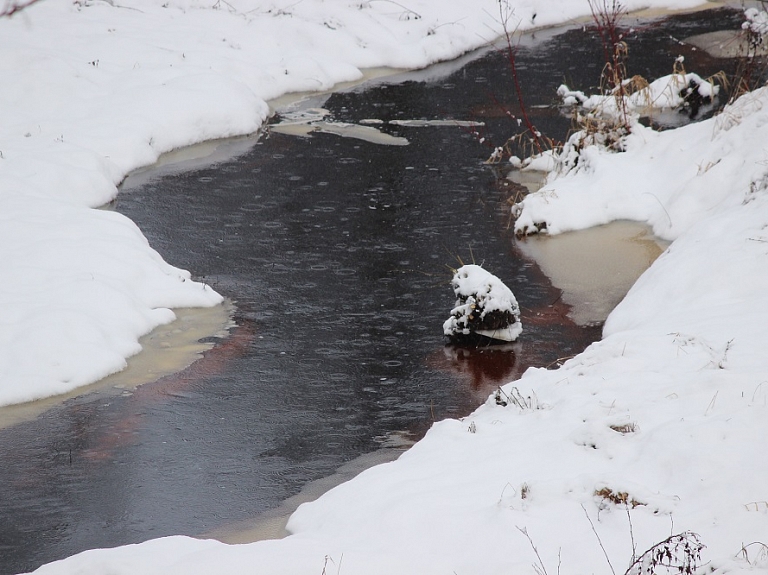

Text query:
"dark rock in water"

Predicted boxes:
[[443, 264, 523, 344]]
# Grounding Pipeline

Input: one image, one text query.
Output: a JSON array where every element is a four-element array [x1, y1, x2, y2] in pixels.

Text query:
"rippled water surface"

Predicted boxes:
[[0, 8, 746, 574]]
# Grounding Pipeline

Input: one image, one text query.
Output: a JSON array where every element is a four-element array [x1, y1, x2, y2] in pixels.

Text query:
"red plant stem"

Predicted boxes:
[[590, 2, 614, 79], [1, 0, 42, 17], [588, 0, 631, 126], [499, 2, 544, 155]]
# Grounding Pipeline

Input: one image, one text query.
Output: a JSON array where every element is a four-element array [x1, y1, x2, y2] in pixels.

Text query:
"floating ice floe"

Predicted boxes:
[[272, 108, 484, 145], [443, 264, 522, 343], [270, 108, 409, 146], [388, 119, 485, 127]]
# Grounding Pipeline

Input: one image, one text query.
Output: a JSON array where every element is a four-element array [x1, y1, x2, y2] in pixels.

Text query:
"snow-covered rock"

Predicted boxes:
[[443, 264, 523, 343]]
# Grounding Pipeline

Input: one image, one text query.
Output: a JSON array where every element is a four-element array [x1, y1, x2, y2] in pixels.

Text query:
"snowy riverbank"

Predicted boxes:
[[0, 0, 705, 406], [5, 0, 768, 574], [31, 77, 768, 575]]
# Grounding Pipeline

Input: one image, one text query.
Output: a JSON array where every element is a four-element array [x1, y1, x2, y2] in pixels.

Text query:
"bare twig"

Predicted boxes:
[[626, 505, 637, 563], [517, 526, 550, 575], [366, 0, 421, 20], [497, 0, 547, 156], [738, 541, 768, 565], [581, 504, 617, 575]]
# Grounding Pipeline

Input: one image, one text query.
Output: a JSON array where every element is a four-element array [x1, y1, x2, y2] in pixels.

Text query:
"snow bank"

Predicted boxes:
[[0, 194, 222, 405], [515, 86, 768, 240]]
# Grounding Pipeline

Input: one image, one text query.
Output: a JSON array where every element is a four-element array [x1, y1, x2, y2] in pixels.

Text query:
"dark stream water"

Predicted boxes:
[[0, 8, 747, 574]]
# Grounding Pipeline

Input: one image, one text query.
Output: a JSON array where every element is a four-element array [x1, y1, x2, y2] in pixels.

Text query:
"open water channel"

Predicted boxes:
[[0, 7, 746, 574]]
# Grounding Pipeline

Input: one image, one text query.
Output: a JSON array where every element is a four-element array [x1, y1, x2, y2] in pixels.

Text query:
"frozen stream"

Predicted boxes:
[[0, 7, 746, 574]]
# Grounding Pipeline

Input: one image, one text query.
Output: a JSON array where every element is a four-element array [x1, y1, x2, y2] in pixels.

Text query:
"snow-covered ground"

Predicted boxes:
[[5, 0, 768, 573]]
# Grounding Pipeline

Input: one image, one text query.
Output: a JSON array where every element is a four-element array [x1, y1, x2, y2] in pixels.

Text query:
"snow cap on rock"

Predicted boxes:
[[443, 264, 522, 343]]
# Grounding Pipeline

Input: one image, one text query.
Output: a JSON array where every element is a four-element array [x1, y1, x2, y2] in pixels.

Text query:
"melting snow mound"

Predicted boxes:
[[443, 264, 522, 343]]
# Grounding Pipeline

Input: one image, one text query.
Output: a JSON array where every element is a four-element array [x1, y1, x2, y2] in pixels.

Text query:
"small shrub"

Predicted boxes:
[[737, 541, 768, 567], [588, 0, 633, 129], [625, 532, 704, 575], [483, 0, 560, 164], [495, 386, 539, 410], [730, 7, 768, 103]]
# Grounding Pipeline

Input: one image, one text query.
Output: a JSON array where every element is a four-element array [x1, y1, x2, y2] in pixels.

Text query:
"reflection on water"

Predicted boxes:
[[429, 344, 523, 403]]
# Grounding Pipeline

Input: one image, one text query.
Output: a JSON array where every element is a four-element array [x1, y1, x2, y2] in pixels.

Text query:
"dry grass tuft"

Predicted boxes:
[[609, 422, 637, 434], [594, 487, 645, 508]]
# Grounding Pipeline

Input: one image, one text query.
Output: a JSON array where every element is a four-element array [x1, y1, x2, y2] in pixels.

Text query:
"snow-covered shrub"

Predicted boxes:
[[625, 532, 704, 575], [554, 112, 631, 177], [504, 1, 721, 186], [545, 59, 722, 179], [743, 7, 768, 41], [494, 386, 538, 410], [558, 64, 720, 123], [443, 264, 522, 343], [731, 7, 768, 102]]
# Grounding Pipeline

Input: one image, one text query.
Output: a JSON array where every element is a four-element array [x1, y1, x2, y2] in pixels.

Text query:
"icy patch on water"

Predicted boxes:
[[388, 119, 485, 127], [271, 108, 484, 145], [271, 107, 410, 145]]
